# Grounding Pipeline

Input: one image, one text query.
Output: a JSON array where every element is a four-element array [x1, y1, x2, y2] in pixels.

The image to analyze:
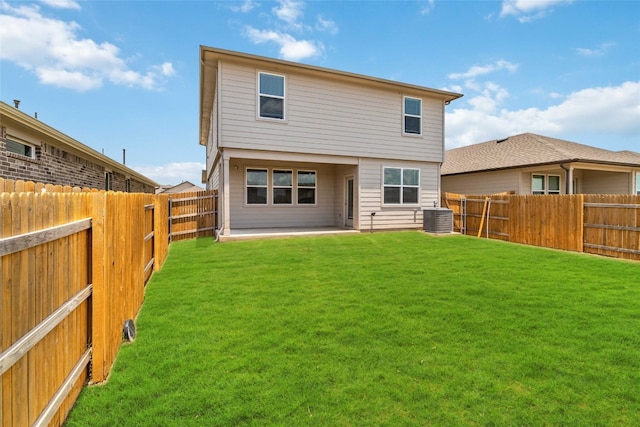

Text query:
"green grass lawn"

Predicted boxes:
[[66, 232, 640, 426]]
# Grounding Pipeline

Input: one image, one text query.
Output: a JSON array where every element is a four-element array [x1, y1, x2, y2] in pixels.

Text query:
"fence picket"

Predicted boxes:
[[444, 192, 639, 261], [1, 178, 218, 426]]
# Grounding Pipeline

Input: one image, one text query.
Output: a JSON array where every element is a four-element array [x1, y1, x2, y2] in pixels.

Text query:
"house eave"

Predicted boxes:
[[442, 158, 640, 177], [1, 101, 159, 187]]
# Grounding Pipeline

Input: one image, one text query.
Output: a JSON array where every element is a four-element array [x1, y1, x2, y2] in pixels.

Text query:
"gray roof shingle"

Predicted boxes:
[[442, 133, 640, 175]]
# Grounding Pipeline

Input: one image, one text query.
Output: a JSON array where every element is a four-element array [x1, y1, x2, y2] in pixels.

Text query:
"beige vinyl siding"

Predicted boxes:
[[359, 158, 439, 230], [442, 169, 522, 195], [210, 161, 221, 191], [228, 160, 336, 229], [205, 84, 218, 175], [580, 170, 630, 194], [219, 62, 444, 162]]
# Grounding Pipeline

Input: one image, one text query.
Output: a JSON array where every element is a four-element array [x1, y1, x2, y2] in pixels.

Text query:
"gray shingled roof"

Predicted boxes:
[[442, 133, 640, 175]]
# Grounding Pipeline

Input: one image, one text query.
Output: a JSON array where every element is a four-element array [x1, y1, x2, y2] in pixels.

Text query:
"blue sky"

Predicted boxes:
[[1, 0, 639, 185]]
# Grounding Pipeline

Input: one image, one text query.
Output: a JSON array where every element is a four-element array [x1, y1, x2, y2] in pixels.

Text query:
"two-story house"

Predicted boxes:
[[199, 46, 462, 240]]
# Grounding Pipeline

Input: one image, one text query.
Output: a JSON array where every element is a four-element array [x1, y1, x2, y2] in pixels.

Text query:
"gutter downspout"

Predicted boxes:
[[560, 163, 573, 194]]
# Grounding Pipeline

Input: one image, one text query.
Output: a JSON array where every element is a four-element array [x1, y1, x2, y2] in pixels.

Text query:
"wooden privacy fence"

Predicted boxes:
[[0, 188, 170, 427], [168, 190, 217, 241], [442, 193, 640, 261]]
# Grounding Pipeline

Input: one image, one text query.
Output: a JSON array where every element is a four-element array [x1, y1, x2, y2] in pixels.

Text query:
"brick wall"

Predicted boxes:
[[0, 140, 155, 193]]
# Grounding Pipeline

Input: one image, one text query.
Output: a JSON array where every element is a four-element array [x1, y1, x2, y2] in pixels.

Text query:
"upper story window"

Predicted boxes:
[[403, 96, 422, 135], [383, 167, 420, 205], [258, 72, 285, 120], [532, 174, 560, 195], [5, 138, 35, 159]]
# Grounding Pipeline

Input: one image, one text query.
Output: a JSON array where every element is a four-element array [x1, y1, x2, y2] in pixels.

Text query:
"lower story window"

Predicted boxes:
[[383, 167, 420, 204], [273, 170, 292, 204], [245, 167, 316, 205], [247, 168, 268, 204], [636, 173, 640, 195], [297, 170, 316, 204], [532, 174, 560, 195], [6, 138, 35, 159]]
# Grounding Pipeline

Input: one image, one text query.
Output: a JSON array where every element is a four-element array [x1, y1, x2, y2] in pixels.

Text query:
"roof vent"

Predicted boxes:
[[13, 99, 20, 109], [496, 137, 508, 143]]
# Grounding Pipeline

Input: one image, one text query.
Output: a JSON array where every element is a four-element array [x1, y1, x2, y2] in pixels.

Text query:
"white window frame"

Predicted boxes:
[[5, 138, 36, 159], [297, 170, 317, 205], [635, 172, 640, 195], [532, 174, 561, 195], [257, 72, 286, 121], [246, 168, 269, 205], [383, 167, 421, 205], [402, 96, 422, 136], [272, 169, 293, 205], [244, 167, 319, 206]]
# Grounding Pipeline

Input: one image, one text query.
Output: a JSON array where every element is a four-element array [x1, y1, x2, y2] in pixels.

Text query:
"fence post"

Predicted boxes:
[[89, 193, 106, 383], [577, 194, 584, 253]]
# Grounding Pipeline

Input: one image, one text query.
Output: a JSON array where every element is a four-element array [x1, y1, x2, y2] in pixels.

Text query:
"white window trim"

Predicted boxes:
[[635, 172, 640, 195], [246, 167, 269, 206], [532, 174, 561, 195], [297, 170, 317, 206], [257, 71, 286, 121], [382, 166, 421, 206], [402, 96, 422, 136], [272, 169, 293, 205], [244, 167, 318, 207]]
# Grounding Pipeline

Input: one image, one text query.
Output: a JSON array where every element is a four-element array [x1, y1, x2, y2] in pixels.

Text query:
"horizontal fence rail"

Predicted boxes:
[[443, 192, 640, 261], [0, 178, 188, 427], [168, 190, 218, 241], [0, 285, 92, 376], [1, 191, 93, 427]]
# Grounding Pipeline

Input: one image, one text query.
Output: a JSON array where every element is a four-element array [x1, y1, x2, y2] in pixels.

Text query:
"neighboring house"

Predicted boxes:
[[0, 100, 158, 193], [156, 181, 204, 194], [442, 133, 640, 195], [199, 46, 463, 236]]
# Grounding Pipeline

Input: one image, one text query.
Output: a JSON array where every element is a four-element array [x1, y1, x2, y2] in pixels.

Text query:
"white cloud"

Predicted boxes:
[[37, 67, 101, 90], [445, 81, 640, 148], [316, 15, 338, 35], [574, 42, 616, 58], [500, 0, 573, 22], [448, 60, 519, 80], [242, 0, 334, 61], [133, 162, 206, 186], [467, 82, 511, 114], [0, 2, 175, 91], [154, 62, 176, 77], [39, 0, 80, 10], [420, 0, 435, 15], [273, 0, 304, 27], [230, 0, 257, 13], [244, 26, 323, 61]]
